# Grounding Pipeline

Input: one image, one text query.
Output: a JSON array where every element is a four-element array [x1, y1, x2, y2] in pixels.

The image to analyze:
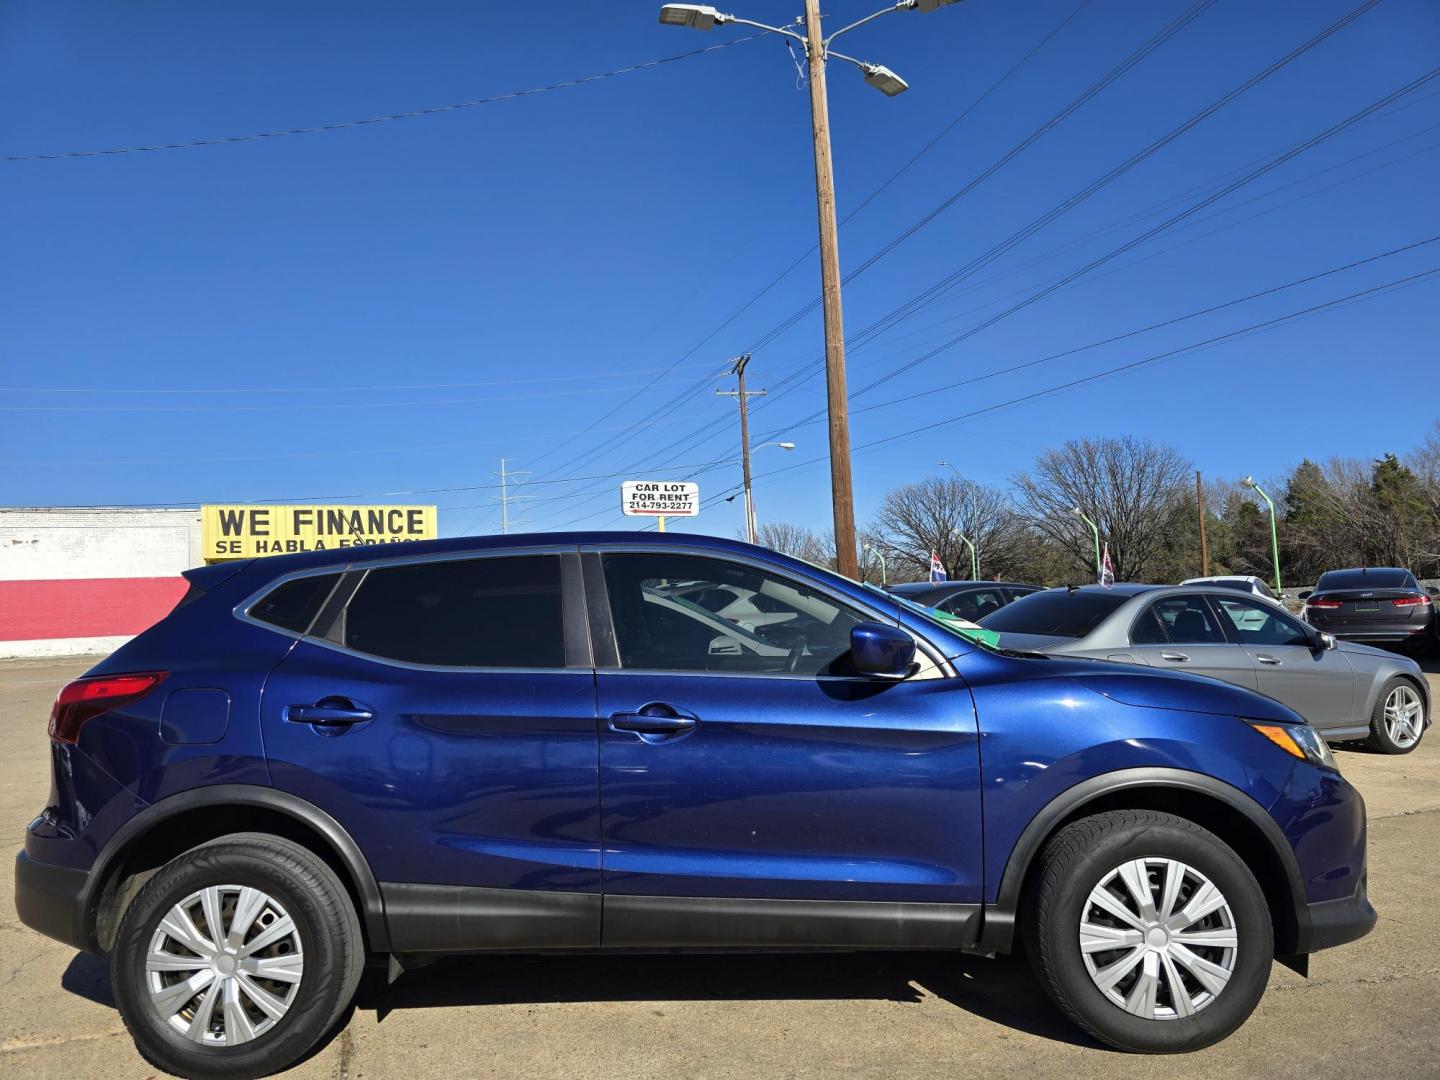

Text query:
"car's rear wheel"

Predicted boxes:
[[1366, 678, 1426, 754], [112, 833, 363, 1080], [1026, 810, 1272, 1053]]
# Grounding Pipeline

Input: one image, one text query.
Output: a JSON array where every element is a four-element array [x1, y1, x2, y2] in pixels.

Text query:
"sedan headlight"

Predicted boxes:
[[1246, 719, 1338, 772]]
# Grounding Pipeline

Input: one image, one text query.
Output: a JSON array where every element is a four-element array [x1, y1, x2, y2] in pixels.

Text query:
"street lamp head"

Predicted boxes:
[[778, 441, 796, 450], [1241, 475, 1256, 489], [912, 0, 965, 10], [658, 4, 726, 30], [862, 64, 909, 97], [1070, 505, 1082, 516]]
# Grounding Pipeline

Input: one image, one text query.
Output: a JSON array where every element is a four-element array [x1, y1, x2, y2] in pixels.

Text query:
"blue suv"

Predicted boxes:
[[16, 533, 1374, 1077]]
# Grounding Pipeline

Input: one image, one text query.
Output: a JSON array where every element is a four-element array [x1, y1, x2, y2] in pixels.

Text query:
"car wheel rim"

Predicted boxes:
[[146, 884, 304, 1046], [1383, 686, 1423, 748], [1079, 857, 1238, 1021]]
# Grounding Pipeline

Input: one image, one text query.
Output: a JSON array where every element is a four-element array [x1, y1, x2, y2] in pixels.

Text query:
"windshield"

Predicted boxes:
[[979, 589, 1128, 638]]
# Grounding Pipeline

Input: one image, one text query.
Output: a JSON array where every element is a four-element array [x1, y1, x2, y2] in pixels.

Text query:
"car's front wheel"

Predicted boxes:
[[1026, 809, 1273, 1053], [112, 833, 363, 1080]]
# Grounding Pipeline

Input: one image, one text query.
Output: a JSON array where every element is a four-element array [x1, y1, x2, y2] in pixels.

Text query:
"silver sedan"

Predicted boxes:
[[979, 583, 1431, 753]]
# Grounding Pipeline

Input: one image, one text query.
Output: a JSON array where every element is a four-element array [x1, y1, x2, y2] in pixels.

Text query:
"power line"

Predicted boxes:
[[0, 36, 762, 163], [520, 0, 1112, 481], [525, 0, 1365, 500], [0, 361, 715, 396], [530, 241, 1440, 533]]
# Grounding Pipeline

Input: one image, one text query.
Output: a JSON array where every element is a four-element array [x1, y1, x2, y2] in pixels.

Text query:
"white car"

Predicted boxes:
[[1181, 575, 1286, 602]]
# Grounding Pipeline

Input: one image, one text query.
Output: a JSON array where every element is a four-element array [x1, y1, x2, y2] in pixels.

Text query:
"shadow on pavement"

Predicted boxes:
[[354, 950, 1102, 1050], [61, 951, 115, 1008]]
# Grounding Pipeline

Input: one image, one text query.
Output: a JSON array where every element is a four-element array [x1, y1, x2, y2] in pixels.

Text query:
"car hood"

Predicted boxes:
[[1034, 655, 1305, 723]]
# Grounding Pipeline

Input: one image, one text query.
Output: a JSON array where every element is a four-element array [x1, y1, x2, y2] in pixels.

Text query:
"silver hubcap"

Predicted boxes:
[[1383, 685, 1424, 749], [146, 885, 304, 1045], [1079, 857, 1238, 1020]]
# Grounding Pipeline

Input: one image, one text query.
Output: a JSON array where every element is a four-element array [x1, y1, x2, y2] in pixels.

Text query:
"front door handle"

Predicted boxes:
[[286, 699, 374, 726], [1160, 651, 1190, 663], [1256, 654, 1282, 666], [609, 703, 698, 741]]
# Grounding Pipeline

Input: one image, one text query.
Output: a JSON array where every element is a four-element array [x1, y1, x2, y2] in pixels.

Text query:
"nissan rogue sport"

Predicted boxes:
[[15, 533, 1375, 1078]]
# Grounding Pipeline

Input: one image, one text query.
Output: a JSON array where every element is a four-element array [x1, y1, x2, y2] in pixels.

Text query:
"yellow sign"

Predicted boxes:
[[201, 504, 437, 561]]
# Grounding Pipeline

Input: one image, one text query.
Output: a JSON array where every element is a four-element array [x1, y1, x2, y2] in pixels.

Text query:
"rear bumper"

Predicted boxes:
[[1297, 872, 1376, 953], [1312, 622, 1432, 644], [14, 851, 92, 952]]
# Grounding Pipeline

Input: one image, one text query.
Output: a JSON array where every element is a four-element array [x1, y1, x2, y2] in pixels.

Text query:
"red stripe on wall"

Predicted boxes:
[[0, 578, 188, 641]]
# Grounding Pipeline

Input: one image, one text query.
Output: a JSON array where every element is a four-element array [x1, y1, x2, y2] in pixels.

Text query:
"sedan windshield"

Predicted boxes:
[[980, 590, 1128, 638]]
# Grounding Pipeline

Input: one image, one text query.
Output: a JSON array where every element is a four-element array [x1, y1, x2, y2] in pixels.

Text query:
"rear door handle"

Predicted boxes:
[[1160, 651, 1190, 663], [1256, 654, 1282, 666], [286, 699, 373, 726], [609, 703, 698, 741]]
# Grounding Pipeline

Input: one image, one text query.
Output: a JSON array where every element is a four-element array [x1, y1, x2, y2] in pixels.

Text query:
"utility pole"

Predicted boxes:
[[1196, 470, 1210, 577], [715, 354, 766, 545], [804, 0, 858, 579], [658, 0, 967, 576], [494, 458, 532, 535]]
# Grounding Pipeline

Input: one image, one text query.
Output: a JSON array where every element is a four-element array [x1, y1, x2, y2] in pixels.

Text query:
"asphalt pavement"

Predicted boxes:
[[2, 656, 1437, 1079]]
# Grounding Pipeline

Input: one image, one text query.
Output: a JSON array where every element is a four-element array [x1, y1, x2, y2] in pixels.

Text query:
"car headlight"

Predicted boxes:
[[1246, 719, 1338, 772]]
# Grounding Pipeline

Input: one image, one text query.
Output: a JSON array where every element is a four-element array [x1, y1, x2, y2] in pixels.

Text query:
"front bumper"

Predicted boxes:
[[1296, 871, 1376, 953], [14, 850, 92, 952]]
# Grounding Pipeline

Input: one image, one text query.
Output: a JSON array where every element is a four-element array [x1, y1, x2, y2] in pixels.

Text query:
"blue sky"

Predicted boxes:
[[3, 0, 1438, 541]]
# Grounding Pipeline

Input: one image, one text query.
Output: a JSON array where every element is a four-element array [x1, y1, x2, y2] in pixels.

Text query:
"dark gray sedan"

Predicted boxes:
[[979, 583, 1431, 753]]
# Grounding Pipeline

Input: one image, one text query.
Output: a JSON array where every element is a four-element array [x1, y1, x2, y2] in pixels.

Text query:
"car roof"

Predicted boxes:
[[218, 530, 786, 578], [1181, 575, 1258, 584]]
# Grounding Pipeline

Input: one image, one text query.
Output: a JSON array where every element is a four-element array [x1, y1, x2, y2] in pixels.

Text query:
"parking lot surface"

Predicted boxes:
[[2, 656, 1437, 1079]]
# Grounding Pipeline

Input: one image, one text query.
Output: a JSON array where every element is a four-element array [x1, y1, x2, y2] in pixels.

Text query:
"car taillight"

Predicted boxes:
[[1306, 597, 1342, 609], [49, 672, 167, 744], [1393, 595, 1432, 607]]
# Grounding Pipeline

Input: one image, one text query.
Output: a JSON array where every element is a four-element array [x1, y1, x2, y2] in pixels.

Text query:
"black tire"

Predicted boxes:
[[112, 833, 364, 1080], [1365, 677, 1427, 754], [1025, 810, 1273, 1053]]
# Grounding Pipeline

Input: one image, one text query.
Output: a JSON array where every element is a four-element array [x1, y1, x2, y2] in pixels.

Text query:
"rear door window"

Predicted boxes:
[[1149, 595, 1226, 644], [249, 573, 342, 634], [340, 555, 565, 668]]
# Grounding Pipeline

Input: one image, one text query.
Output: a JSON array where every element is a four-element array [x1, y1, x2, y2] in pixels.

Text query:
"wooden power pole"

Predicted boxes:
[[1196, 470, 1210, 577], [803, 0, 858, 578]]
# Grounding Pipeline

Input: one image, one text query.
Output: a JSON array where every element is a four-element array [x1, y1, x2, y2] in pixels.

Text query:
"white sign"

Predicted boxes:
[[621, 480, 700, 518]]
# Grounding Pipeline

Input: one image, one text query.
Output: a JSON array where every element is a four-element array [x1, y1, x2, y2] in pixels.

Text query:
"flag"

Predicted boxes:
[[929, 551, 947, 583], [1100, 542, 1115, 589]]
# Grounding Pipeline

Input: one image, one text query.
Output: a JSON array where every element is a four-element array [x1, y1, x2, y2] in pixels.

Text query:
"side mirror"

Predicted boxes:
[[1427, 587, 1439, 598], [850, 622, 916, 679], [1313, 630, 1338, 651], [1298, 590, 1313, 601]]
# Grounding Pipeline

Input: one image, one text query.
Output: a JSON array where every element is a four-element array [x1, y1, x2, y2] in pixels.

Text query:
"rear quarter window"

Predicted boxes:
[[248, 573, 342, 634]]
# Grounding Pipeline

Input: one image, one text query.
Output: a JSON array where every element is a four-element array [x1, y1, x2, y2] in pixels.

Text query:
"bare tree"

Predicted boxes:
[[871, 474, 1021, 582], [752, 521, 830, 566], [1012, 436, 1192, 582]]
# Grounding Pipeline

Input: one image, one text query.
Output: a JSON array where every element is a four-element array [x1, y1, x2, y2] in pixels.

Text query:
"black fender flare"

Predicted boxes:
[[976, 767, 1308, 953], [83, 784, 389, 951]]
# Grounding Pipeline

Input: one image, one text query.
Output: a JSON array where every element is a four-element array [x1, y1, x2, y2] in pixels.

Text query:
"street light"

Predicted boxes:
[[727, 440, 796, 544], [1070, 505, 1101, 582], [660, 0, 966, 578], [952, 529, 978, 581], [1242, 475, 1282, 595]]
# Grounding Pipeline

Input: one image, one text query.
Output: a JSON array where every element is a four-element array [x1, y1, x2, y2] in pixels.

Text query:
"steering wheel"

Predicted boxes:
[[785, 632, 809, 674]]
